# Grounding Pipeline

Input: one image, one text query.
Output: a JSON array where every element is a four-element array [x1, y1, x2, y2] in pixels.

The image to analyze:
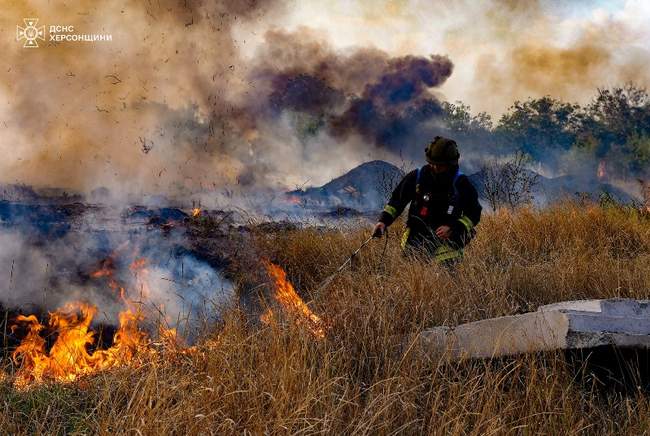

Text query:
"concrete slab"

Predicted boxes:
[[416, 299, 650, 361]]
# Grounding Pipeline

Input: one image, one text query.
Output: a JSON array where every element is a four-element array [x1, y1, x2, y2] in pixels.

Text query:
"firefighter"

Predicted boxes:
[[372, 136, 481, 264]]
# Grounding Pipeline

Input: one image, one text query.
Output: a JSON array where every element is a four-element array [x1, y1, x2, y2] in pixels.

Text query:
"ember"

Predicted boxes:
[[285, 195, 303, 206]]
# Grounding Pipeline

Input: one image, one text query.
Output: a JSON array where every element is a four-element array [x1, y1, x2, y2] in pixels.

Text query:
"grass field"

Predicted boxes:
[[2, 202, 650, 434]]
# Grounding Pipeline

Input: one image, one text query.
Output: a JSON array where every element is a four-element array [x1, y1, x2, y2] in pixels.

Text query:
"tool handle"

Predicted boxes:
[[314, 234, 373, 293]]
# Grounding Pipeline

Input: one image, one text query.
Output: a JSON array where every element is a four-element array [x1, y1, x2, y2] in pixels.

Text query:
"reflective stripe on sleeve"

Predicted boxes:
[[383, 205, 398, 218], [457, 215, 474, 233]]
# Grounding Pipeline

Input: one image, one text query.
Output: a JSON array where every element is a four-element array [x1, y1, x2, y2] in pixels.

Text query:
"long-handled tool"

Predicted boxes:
[[313, 234, 374, 294]]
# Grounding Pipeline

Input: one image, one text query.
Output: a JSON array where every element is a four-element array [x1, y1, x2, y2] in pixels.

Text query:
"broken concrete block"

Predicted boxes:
[[417, 299, 650, 361]]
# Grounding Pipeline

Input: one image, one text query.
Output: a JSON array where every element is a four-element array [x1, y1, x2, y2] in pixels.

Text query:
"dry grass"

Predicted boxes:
[[1, 202, 650, 435]]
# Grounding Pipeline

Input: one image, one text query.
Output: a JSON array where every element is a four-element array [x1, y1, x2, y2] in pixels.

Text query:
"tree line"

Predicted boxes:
[[442, 84, 650, 179]]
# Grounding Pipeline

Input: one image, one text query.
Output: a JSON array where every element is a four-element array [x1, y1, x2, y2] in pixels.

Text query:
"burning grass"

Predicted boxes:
[[10, 302, 148, 388], [261, 261, 327, 339], [1, 202, 650, 434], [6, 254, 189, 389]]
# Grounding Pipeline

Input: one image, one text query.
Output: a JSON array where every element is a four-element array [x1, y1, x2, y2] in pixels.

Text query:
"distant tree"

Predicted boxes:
[[496, 96, 581, 164], [629, 135, 650, 175], [579, 84, 650, 177], [440, 101, 500, 156], [480, 152, 540, 212], [585, 84, 650, 144], [442, 101, 493, 134], [438, 86, 650, 181]]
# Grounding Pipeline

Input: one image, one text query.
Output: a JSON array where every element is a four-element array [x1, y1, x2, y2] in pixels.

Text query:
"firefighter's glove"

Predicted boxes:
[[372, 222, 386, 238], [435, 225, 452, 240]]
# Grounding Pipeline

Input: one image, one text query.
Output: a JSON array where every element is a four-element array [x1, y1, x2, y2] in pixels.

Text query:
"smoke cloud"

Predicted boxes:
[[1, 0, 286, 196], [1, 0, 648, 197], [462, 0, 650, 115], [259, 0, 650, 118], [249, 28, 453, 152], [0, 224, 233, 336]]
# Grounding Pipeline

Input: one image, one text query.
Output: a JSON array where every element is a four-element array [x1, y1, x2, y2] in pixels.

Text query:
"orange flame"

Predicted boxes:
[[597, 160, 607, 180], [285, 195, 302, 206], [10, 256, 162, 388], [263, 262, 326, 339], [191, 207, 201, 217], [11, 302, 149, 387]]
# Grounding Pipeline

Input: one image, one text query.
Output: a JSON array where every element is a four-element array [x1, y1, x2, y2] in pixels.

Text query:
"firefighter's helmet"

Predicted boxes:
[[425, 136, 460, 165]]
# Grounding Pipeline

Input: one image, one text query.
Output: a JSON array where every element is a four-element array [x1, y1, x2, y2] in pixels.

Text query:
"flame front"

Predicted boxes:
[[10, 257, 155, 388], [192, 207, 201, 217], [9, 258, 326, 386], [11, 302, 149, 387], [264, 262, 326, 339]]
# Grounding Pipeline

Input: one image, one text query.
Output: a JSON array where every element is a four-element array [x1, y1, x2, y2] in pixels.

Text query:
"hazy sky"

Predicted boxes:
[[237, 0, 650, 117]]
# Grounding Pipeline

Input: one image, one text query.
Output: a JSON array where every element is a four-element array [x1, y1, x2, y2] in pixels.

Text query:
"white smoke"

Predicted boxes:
[[0, 215, 234, 340]]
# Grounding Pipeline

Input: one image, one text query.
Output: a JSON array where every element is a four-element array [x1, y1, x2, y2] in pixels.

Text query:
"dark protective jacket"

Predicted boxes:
[[378, 165, 482, 261]]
